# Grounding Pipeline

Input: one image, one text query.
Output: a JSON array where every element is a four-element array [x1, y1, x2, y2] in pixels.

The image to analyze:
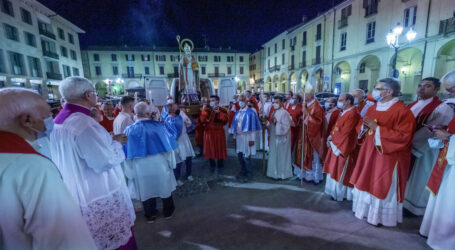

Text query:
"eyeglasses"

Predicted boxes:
[[88, 90, 98, 96], [374, 88, 390, 91]]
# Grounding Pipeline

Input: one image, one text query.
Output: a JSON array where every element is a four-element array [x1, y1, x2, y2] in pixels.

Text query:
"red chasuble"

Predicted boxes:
[[426, 117, 455, 195], [287, 104, 303, 151], [327, 109, 341, 137], [294, 99, 327, 170], [249, 96, 260, 114], [407, 97, 442, 130], [323, 108, 361, 187], [357, 101, 366, 114], [349, 101, 415, 202], [200, 107, 228, 159]]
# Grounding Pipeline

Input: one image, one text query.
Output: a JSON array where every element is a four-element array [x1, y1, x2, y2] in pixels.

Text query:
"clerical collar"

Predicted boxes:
[[376, 98, 399, 111], [417, 96, 434, 103], [306, 99, 315, 107]]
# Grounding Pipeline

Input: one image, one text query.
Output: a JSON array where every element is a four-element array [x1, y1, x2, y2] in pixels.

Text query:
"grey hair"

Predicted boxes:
[[379, 77, 401, 97], [441, 70, 455, 89], [352, 89, 366, 97], [59, 76, 94, 102], [134, 102, 150, 118], [0, 88, 46, 127]]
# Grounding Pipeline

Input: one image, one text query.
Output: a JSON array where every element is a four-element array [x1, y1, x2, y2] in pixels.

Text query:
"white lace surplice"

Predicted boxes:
[[50, 112, 135, 250]]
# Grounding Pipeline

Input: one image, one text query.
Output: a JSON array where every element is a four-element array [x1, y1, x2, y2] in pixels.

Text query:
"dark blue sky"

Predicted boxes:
[[40, 0, 342, 52]]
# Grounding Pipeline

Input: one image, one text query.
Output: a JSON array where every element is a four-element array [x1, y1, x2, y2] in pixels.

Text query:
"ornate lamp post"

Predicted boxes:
[[386, 23, 417, 78]]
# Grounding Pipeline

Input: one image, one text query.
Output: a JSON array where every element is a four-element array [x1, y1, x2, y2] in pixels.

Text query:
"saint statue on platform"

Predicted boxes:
[[177, 37, 200, 104]]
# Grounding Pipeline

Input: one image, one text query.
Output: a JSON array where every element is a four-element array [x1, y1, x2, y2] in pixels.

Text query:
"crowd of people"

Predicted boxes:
[[1, 70, 455, 249]]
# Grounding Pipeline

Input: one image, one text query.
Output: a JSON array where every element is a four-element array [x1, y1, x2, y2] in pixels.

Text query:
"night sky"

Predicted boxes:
[[40, 0, 343, 52]]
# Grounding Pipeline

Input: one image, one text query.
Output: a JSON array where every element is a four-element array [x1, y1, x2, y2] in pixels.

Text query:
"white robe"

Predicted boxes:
[[259, 101, 272, 151], [0, 152, 96, 250], [175, 111, 195, 163], [50, 112, 135, 250], [113, 112, 134, 135], [419, 131, 455, 249], [267, 108, 293, 179], [233, 107, 259, 157]]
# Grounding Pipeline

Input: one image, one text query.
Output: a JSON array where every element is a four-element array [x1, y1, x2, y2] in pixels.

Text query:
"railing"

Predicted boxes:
[[269, 65, 281, 72], [167, 73, 179, 78], [312, 58, 321, 65], [254, 78, 264, 84], [299, 62, 306, 68], [121, 73, 142, 78], [338, 18, 348, 29], [43, 50, 59, 59], [46, 72, 62, 80], [208, 73, 225, 77], [439, 17, 455, 35], [288, 64, 295, 71], [38, 28, 56, 40]]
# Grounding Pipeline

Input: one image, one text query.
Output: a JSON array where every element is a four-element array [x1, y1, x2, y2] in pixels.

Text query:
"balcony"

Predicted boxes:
[[38, 28, 56, 40], [208, 73, 225, 77], [46, 72, 62, 80], [288, 64, 295, 71], [167, 73, 179, 78], [121, 73, 142, 78], [269, 65, 281, 72], [299, 62, 306, 68], [439, 17, 455, 35], [43, 50, 59, 60], [312, 58, 321, 65], [338, 18, 348, 29]]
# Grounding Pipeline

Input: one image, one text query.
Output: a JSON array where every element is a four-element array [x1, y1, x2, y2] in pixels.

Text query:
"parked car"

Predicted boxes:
[[315, 92, 339, 106]]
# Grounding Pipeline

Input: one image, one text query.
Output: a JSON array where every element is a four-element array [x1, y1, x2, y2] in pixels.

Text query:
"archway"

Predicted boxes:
[[357, 55, 381, 94], [312, 68, 323, 92], [273, 75, 279, 92], [95, 81, 107, 97], [265, 76, 272, 92], [334, 61, 351, 94], [435, 39, 455, 79], [298, 70, 309, 91], [280, 74, 287, 93], [290, 72, 297, 93], [392, 47, 423, 100]]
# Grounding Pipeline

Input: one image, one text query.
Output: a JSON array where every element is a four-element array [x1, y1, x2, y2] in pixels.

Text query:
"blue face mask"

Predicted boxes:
[[209, 101, 215, 107], [32, 116, 54, 140]]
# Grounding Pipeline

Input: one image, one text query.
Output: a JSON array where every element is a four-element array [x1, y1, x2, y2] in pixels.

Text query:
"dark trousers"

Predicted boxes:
[[174, 157, 193, 180], [237, 152, 252, 179], [142, 195, 175, 218], [209, 159, 224, 174]]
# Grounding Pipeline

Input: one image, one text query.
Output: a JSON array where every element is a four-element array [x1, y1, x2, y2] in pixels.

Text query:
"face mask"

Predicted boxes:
[[290, 99, 295, 105], [99, 114, 104, 122], [239, 101, 246, 108], [324, 103, 331, 110], [354, 97, 359, 105], [337, 101, 344, 109], [175, 109, 180, 116], [273, 103, 280, 109], [372, 89, 383, 101], [428, 138, 444, 149], [210, 101, 215, 107], [32, 116, 54, 140]]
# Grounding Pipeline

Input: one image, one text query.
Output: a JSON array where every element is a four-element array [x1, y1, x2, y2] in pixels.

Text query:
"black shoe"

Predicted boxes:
[[164, 207, 175, 220], [146, 215, 157, 224]]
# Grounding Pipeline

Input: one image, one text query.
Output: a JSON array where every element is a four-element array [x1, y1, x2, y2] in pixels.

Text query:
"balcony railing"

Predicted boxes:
[[121, 73, 142, 78], [439, 17, 455, 35], [312, 58, 321, 65], [288, 64, 295, 71], [338, 18, 348, 29], [208, 73, 225, 77], [269, 65, 281, 72], [167, 73, 179, 78], [299, 62, 306, 68], [43, 50, 59, 60], [46, 72, 62, 80], [38, 28, 56, 40]]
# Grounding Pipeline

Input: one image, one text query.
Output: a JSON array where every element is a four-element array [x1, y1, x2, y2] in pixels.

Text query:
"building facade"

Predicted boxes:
[[249, 49, 263, 91], [0, 0, 85, 100], [261, 0, 455, 101], [81, 46, 250, 96]]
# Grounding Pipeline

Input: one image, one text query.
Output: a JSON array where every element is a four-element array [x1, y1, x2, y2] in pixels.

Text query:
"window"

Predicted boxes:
[[68, 33, 74, 44], [70, 50, 77, 60], [94, 54, 100, 61], [291, 55, 294, 67], [21, 8, 32, 25], [62, 65, 71, 78], [227, 56, 234, 62], [341, 5, 352, 18], [198, 56, 208, 62], [282, 39, 285, 49], [159, 66, 164, 75], [9, 51, 25, 75], [27, 56, 42, 77], [364, 0, 379, 17], [215, 66, 219, 74], [58, 28, 65, 40], [111, 54, 117, 61], [95, 66, 102, 76], [227, 66, 232, 75], [24, 32, 36, 47], [155, 55, 165, 61], [4, 23, 19, 41], [0, 50, 5, 73], [112, 66, 118, 75], [60, 46, 68, 57], [267, 47, 270, 56], [1, 0, 14, 16], [268, 59, 270, 69], [366, 21, 376, 43], [213, 56, 220, 62], [239, 56, 244, 62], [72, 67, 79, 76], [282, 54, 285, 65], [315, 46, 321, 64], [359, 63, 366, 73], [340, 32, 347, 51], [127, 66, 134, 77], [316, 24, 322, 40], [302, 50, 306, 67], [274, 57, 277, 66], [126, 54, 135, 61], [302, 31, 307, 46], [274, 43, 277, 53], [173, 66, 178, 75], [170, 55, 180, 62], [144, 66, 150, 75], [404, 6, 417, 27], [240, 66, 244, 74], [201, 66, 206, 75], [141, 54, 150, 61]]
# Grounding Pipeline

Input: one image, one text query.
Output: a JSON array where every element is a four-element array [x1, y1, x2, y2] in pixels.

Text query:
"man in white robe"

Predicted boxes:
[[267, 95, 294, 179], [0, 88, 96, 250], [124, 102, 178, 224], [50, 77, 136, 250], [114, 96, 135, 135], [259, 93, 272, 152]]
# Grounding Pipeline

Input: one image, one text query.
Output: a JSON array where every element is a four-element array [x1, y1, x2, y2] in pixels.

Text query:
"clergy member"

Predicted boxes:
[[323, 93, 361, 201], [50, 77, 136, 249], [230, 94, 262, 182], [267, 95, 294, 179], [284, 91, 293, 109], [351, 89, 374, 117], [114, 96, 135, 135], [99, 101, 115, 132], [245, 90, 260, 113], [195, 97, 208, 156], [123, 102, 178, 223], [286, 94, 303, 152], [324, 97, 341, 136], [350, 78, 415, 227], [0, 88, 97, 250], [259, 93, 273, 152], [420, 70, 455, 249]]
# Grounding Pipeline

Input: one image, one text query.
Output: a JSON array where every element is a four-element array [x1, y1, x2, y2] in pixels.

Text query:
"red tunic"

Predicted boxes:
[[286, 104, 303, 151], [407, 97, 442, 130], [200, 107, 228, 159], [427, 117, 455, 195], [249, 96, 260, 114], [113, 106, 121, 118], [99, 112, 114, 133], [327, 109, 341, 137], [349, 101, 415, 202], [195, 107, 206, 147], [294, 100, 327, 170], [323, 108, 361, 187]]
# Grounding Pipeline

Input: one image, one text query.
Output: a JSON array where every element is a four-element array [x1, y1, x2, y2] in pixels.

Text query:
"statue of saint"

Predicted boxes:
[[178, 40, 200, 104]]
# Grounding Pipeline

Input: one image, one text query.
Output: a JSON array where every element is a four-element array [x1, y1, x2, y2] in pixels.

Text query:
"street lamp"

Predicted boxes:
[[386, 23, 417, 78]]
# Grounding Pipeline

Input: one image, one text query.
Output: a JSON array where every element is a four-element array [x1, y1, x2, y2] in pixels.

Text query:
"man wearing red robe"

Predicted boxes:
[[323, 93, 360, 201], [294, 91, 327, 184], [350, 78, 415, 227], [99, 101, 114, 133], [351, 89, 374, 118], [286, 94, 303, 152], [324, 97, 341, 137], [283, 91, 293, 110], [228, 95, 240, 128], [200, 95, 228, 174], [195, 97, 208, 156]]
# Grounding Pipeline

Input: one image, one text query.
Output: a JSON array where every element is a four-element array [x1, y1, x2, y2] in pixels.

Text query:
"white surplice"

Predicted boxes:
[[259, 101, 272, 152], [50, 112, 135, 250], [267, 108, 293, 179], [0, 152, 97, 250], [233, 107, 259, 157], [113, 112, 134, 135]]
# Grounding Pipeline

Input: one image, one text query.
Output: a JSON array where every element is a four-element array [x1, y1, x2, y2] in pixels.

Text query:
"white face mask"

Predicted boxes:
[[428, 138, 444, 149], [324, 102, 331, 110], [337, 101, 344, 110], [354, 97, 359, 105], [290, 99, 295, 105], [372, 89, 383, 101], [273, 103, 280, 109]]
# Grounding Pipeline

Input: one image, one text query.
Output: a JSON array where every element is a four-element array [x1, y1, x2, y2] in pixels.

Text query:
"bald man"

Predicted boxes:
[[0, 88, 96, 250], [351, 89, 374, 117]]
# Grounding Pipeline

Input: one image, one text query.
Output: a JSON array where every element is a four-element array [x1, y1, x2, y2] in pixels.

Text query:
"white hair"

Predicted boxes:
[[134, 102, 150, 118], [352, 89, 366, 97], [59, 76, 94, 102], [0, 88, 46, 127], [442, 70, 455, 89]]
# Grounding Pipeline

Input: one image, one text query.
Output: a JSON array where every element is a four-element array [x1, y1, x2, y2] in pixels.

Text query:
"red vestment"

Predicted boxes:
[[294, 100, 327, 170], [426, 117, 455, 195], [113, 106, 121, 118], [200, 107, 228, 159], [327, 109, 341, 137], [357, 101, 366, 114], [195, 107, 206, 147], [349, 101, 415, 202], [323, 108, 361, 187], [407, 97, 442, 130], [286, 104, 303, 151], [249, 96, 260, 114], [99, 112, 114, 133]]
